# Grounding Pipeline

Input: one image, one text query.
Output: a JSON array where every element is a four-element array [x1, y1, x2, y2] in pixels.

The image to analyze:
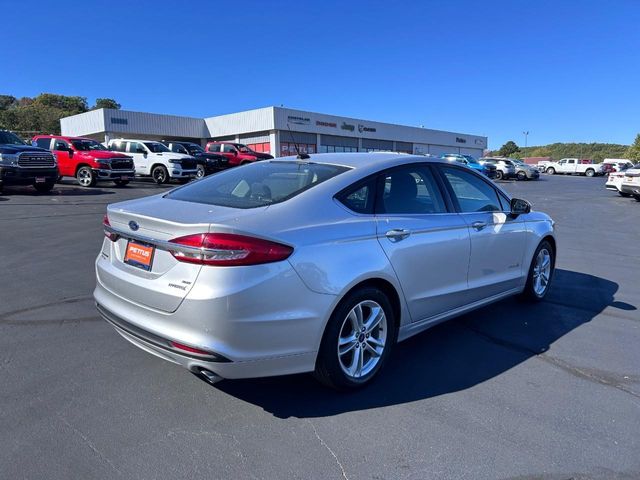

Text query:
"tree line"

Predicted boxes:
[[490, 137, 640, 162], [0, 93, 121, 137]]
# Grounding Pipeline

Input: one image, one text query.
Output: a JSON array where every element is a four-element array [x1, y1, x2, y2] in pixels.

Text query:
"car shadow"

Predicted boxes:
[[216, 269, 625, 418], [0, 186, 116, 196]]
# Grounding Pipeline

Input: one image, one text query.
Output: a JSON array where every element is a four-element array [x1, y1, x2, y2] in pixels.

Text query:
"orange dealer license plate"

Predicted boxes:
[[124, 240, 155, 271]]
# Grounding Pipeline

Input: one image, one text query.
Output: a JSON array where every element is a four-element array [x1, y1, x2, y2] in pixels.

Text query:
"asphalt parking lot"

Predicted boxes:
[[1, 175, 639, 480]]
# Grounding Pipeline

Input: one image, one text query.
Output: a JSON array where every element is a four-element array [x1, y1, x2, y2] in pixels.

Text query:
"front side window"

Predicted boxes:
[[441, 167, 502, 213], [144, 142, 170, 153], [170, 143, 189, 155], [166, 161, 349, 208], [222, 144, 237, 153], [187, 144, 204, 154], [377, 165, 446, 214], [0, 131, 27, 145], [53, 139, 70, 151]]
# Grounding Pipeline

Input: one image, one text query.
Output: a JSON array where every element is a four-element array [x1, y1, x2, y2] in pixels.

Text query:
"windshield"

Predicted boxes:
[[186, 144, 204, 154], [166, 161, 349, 208], [0, 131, 27, 146], [462, 155, 479, 164], [144, 142, 170, 153], [171, 144, 189, 155], [71, 139, 107, 151]]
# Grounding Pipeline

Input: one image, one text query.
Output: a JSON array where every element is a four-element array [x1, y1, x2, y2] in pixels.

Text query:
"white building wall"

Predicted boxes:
[[204, 107, 275, 138]]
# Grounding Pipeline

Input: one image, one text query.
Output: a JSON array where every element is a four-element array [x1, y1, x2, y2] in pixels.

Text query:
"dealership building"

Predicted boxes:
[[60, 106, 487, 158]]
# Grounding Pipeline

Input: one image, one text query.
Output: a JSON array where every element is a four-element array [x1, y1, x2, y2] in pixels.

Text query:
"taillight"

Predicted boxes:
[[170, 341, 212, 356], [168, 233, 293, 266], [103, 214, 118, 242]]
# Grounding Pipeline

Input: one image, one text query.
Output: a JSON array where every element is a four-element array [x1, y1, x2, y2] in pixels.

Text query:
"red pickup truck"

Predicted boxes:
[[32, 135, 135, 187], [205, 141, 273, 167]]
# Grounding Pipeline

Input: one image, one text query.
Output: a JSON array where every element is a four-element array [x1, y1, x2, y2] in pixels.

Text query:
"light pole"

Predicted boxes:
[[523, 131, 529, 149]]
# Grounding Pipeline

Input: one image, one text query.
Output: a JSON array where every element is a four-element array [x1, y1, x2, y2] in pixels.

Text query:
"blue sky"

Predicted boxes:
[[1, 0, 638, 149]]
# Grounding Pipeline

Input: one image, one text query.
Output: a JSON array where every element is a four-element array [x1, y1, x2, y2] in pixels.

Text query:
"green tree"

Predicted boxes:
[[626, 134, 640, 161], [93, 98, 121, 110], [0, 95, 17, 110], [498, 140, 520, 157]]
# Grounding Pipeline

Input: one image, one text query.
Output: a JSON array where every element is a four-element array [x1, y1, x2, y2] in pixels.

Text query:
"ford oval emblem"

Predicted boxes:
[[128, 221, 139, 231]]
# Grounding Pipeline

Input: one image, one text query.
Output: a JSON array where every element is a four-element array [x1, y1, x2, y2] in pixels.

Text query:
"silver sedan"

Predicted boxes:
[[95, 153, 556, 390]]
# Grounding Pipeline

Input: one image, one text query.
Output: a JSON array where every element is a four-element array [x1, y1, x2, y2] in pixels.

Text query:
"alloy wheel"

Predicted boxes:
[[337, 300, 387, 379], [77, 167, 93, 187], [532, 248, 552, 296]]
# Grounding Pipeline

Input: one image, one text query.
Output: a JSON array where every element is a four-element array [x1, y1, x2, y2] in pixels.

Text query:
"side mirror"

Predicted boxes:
[[233, 150, 238, 156], [510, 197, 531, 215]]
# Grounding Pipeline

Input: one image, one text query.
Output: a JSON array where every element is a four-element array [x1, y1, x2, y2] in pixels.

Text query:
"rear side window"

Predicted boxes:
[[34, 138, 52, 150], [208, 144, 221, 152], [109, 141, 126, 152], [441, 167, 502, 213], [337, 182, 374, 214], [166, 161, 349, 208]]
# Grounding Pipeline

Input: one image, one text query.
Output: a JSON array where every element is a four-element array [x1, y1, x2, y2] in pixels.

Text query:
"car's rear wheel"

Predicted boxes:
[[495, 170, 504, 180], [585, 168, 595, 177], [314, 287, 397, 390], [76, 166, 97, 187], [546, 167, 555, 175], [521, 240, 555, 302], [152, 165, 169, 184]]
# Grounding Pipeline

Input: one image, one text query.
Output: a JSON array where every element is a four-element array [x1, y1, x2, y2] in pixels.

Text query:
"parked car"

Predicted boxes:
[[32, 135, 135, 187], [205, 141, 273, 167], [605, 165, 640, 196], [479, 157, 517, 180], [107, 139, 198, 184], [0, 129, 58, 194], [511, 159, 540, 180], [545, 158, 604, 177], [162, 141, 228, 179], [95, 153, 556, 390], [620, 165, 640, 200], [440, 153, 497, 179], [603, 159, 634, 172], [536, 160, 553, 173]]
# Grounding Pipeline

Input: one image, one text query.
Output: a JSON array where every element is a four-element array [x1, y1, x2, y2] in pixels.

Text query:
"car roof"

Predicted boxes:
[[109, 138, 161, 143], [34, 135, 94, 141], [272, 152, 448, 170]]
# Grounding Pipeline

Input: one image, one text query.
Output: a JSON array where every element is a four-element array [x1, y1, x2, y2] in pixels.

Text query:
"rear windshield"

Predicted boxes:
[[165, 161, 349, 208]]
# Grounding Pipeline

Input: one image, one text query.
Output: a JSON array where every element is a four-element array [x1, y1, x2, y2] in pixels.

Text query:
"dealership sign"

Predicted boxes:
[[341, 122, 355, 132], [358, 124, 377, 133], [287, 115, 310, 125], [455, 137, 466, 143], [316, 120, 337, 128]]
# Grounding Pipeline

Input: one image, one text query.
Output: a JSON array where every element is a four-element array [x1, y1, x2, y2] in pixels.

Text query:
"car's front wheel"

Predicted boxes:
[[315, 287, 397, 390], [76, 166, 97, 187], [152, 165, 169, 184], [521, 240, 555, 302], [195, 164, 205, 179], [517, 171, 527, 181]]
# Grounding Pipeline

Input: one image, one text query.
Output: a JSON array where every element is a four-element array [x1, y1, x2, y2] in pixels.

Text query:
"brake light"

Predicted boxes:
[[170, 341, 212, 356], [168, 233, 293, 266], [103, 214, 118, 242]]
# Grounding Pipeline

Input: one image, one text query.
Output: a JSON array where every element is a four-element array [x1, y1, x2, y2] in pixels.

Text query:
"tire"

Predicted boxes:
[[495, 170, 504, 180], [585, 168, 595, 177], [151, 165, 169, 185], [195, 164, 205, 179], [520, 240, 555, 302], [516, 171, 527, 181], [33, 181, 55, 194], [113, 179, 129, 187], [634, 195, 640, 202], [618, 191, 631, 197], [76, 166, 97, 187], [546, 167, 555, 175], [314, 287, 397, 390]]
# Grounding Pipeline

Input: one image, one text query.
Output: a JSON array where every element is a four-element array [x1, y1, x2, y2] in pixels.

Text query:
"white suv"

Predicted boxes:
[[107, 139, 198, 184]]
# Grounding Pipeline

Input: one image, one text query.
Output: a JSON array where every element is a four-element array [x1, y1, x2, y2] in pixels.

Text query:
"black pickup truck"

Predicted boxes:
[[162, 140, 229, 178], [0, 130, 58, 194]]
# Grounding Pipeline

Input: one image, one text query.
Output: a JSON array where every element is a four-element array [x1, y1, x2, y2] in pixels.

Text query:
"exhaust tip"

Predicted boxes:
[[193, 367, 222, 385]]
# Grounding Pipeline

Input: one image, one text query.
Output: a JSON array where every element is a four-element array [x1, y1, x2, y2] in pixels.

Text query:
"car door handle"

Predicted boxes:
[[385, 229, 411, 242], [471, 221, 487, 231]]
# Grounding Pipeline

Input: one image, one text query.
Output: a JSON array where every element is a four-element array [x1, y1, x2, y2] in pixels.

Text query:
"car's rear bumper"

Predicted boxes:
[[621, 184, 640, 195], [94, 255, 336, 379]]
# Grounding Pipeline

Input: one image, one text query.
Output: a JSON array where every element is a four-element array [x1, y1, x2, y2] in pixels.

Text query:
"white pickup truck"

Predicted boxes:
[[544, 158, 604, 177]]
